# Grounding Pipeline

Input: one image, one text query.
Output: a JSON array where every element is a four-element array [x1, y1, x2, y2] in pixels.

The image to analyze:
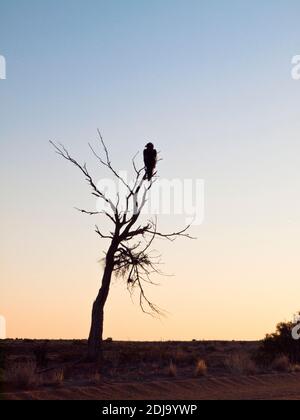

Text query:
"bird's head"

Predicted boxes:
[[145, 142, 154, 150]]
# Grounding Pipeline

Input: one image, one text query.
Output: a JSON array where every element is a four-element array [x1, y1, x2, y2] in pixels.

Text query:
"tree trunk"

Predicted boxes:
[[87, 244, 116, 362], [87, 295, 105, 362]]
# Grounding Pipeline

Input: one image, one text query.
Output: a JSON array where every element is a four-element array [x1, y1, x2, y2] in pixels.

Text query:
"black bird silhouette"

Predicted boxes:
[[143, 143, 157, 181]]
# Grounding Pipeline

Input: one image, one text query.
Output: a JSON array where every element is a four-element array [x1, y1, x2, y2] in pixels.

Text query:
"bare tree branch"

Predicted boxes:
[[75, 207, 116, 224], [95, 225, 114, 240], [146, 223, 196, 241], [51, 133, 194, 324], [50, 140, 117, 216], [88, 129, 134, 195]]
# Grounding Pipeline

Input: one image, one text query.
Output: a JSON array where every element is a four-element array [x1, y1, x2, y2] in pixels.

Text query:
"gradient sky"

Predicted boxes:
[[1, 0, 300, 341]]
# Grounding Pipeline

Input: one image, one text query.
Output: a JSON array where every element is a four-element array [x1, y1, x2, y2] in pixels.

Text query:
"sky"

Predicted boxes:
[[1, 0, 300, 341]]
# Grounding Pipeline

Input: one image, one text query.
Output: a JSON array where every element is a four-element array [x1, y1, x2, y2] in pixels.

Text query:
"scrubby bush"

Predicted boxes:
[[48, 368, 64, 386], [33, 342, 49, 368], [0, 347, 6, 370], [5, 362, 40, 389], [166, 361, 177, 377], [225, 353, 257, 375], [271, 355, 291, 372], [195, 360, 207, 377], [256, 313, 300, 366]]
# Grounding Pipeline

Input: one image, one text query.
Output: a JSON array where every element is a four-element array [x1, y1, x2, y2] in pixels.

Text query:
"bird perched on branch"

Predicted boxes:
[[143, 142, 157, 181]]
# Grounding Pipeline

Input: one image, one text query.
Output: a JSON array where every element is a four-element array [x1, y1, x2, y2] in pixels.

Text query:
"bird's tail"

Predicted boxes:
[[144, 170, 152, 181]]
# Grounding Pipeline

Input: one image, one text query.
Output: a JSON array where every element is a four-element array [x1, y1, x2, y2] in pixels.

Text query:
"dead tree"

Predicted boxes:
[[51, 132, 193, 361]]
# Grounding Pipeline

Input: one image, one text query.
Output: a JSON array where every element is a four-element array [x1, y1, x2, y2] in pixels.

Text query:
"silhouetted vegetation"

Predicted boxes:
[[33, 342, 49, 368], [0, 339, 260, 391], [256, 313, 300, 365]]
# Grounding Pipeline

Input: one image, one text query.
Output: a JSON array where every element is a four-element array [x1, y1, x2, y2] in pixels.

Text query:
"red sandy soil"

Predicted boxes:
[[3, 373, 300, 400]]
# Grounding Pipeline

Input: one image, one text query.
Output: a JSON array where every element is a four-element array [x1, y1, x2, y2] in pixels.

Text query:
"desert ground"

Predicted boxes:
[[1, 339, 300, 400]]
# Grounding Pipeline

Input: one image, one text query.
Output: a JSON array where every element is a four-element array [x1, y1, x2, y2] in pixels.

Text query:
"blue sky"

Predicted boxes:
[[1, 0, 299, 169], [1, 1, 300, 339]]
